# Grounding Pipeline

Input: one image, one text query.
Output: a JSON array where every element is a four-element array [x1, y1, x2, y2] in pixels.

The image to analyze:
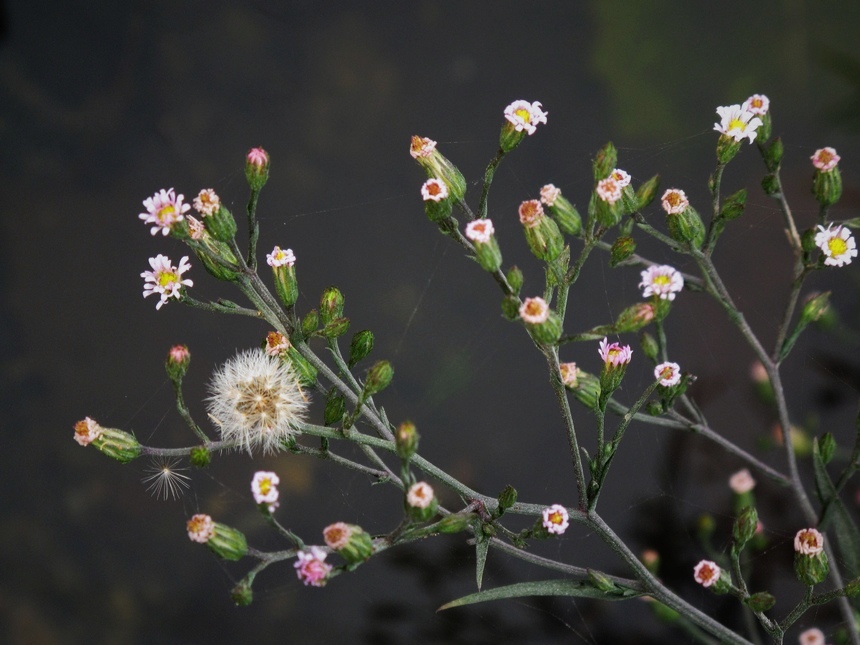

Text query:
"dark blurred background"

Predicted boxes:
[[1, 1, 859, 643]]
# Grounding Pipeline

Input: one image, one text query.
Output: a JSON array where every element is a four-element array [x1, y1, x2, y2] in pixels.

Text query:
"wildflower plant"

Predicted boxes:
[[74, 98, 860, 644]]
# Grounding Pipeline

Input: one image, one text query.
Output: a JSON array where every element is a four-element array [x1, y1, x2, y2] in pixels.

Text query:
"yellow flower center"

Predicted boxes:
[[828, 237, 848, 257], [652, 275, 671, 287], [258, 478, 272, 495], [515, 108, 531, 123], [660, 366, 674, 380], [158, 270, 178, 288], [666, 192, 682, 208], [750, 98, 763, 110], [524, 301, 543, 317], [728, 118, 746, 132], [157, 205, 176, 222], [548, 511, 563, 525]]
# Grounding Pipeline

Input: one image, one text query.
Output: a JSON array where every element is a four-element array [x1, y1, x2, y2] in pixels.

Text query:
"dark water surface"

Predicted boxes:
[[1, 1, 859, 643]]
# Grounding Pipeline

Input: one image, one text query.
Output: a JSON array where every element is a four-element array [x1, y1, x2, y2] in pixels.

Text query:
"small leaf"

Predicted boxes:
[[439, 578, 643, 611], [813, 439, 860, 579], [475, 538, 490, 591]]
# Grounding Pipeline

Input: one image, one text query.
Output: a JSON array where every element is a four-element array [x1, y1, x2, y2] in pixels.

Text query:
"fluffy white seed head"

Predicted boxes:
[[207, 349, 309, 454]]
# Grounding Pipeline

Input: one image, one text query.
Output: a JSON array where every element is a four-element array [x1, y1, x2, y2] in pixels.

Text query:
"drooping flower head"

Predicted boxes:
[[503, 100, 548, 135], [596, 177, 622, 204], [207, 349, 309, 454], [542, 504, 570, 535], [559, 362, 579, 388], [141, 255, 193, 310], [661, 189, 689, 215], [742, 94, 770, 116], [798, 628, 826, 645], [815, 224, 857, 267], [811, 147, 840, 172], [794, 528, 824, 555], [729, 468, 756, 494], [654, 362, 681, 387], [266, 246, 296, 268], [519, 297, 550, 325], [140, 188, 190, 236], [639, 264, 684, 301], [323, 522, 352, 550], [73, 417, 102, 446], [421, 178, 449, 202], [265, 331, 291, 357], [193, 189, 221, 216], [187, 514, 215, 543], [609, 168, 631, 188], [599, 337, 632, 367], [294, 546, 332, 587], [540, 184, 561, 207], [693, 560, 721, 587], [518, 199, 544, 228], [465, 218, 495, 244], [714, 104, 763, 143], [251, 471, 280, 506], [409, 135, 437, 159]]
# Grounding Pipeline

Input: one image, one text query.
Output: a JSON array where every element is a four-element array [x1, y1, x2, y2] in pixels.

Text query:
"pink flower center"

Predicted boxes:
[[426, 182, 443, 197]]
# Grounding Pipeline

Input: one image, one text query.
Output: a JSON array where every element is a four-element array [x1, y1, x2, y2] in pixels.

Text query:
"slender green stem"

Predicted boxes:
[[171, 379, 209, 443], [478, 149, 506, 220], [246, 188, 261, 270]]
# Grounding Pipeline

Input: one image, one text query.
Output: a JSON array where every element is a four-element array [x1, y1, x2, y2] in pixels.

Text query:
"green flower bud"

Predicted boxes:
[[761, 173, 780, 196], [465, 219, 503, 273], [395, 421, 419, 460], [541, 186, 582, 236], [593, 142, 618, 181], [719, 188, 747, 221], [435, 512, 474, 534], [165, 345, 190, 382], [800, 291, 831, 327], [813, 165, 842, 206], [320, 317, 350, 339], [614, 303, 655, 333], [190, 446, 211, 468], [91, 425, 141, 463], [744, 591, 775, 613], [818, 433, 837, 465], [363, 360, 394, 396], [519, 297, 562, 345], [268, 247, 299, 308], [287, 347, 318, 388], [639, 331, 659, 362], [324, 390, 345, 427], [593, 191, 623, 228], [666, 206, 705, 248], [245, 147, 270, 192], [501, 295, 521, 321], [519, 200, 564, 262], [410, 136, 467, 202], [587, 569, 616, 593], [348, 330, 374, 367], [795, 550, 829, 586], [757, 110, 772, 143], [572, 371, 601, 410], [733, 505, 758, 549], [716, 134, 742, 165], [203, 204, 238, 243], [506, 266, 524, 295], [319, 286, 345, 325], [497, 485, 518, 513], [636, 174, 660, 210], [231, 580, 254, 606], [609, 236, 636, 267], [207, 522, 248, 561], [763, 137, 783, 172], [323, 522, 374, 564], [194, 235, 240, 281], [301, 309, 319, 337]]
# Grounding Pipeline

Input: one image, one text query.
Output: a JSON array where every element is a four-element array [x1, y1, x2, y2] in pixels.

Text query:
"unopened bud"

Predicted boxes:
[[165, 345, 190, 382], [818, 433, 836, 465], [207, 522, 249, 561], [348, 330, 374, 367], [719, 189, 747, 221], [287, 347, 318, 388], [395, 421, 419, 460], [609, 236, 636, 267], [543, 190, 582, 236], [245, 147, 270, 191], [320, 317, 350, 339], [639, 331, 659, 362], [190, 446, 211, 468], [497, 485, 518, 513], [231, 580, 254, 606], [435, 512, 474, 534], [745, 592, 775, 613], [319, 286, 345, 325], [506, 266, 524, 295], [761, 173, 780, 196], [410, 136, 467, 201], [301, 309, 319, 337], [572, 371, 601, 410], [636, 174, 660, 210], [593, 142, 618, 181], [364, 360, 394, 396], [763, 137, 783, 172], [614, 303, 655, 333], [587, 569, 615, 593], [733, 505, 758, 548], [324, 390, 345, 427], [800, 291, 831, 327], [203, 204, 238, 243]]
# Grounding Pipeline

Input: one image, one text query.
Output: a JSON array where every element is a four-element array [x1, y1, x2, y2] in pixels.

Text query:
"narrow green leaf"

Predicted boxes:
[[439, 578, 643, 611], [813, 439, 860, 578], [475, 538, 490, 590]]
